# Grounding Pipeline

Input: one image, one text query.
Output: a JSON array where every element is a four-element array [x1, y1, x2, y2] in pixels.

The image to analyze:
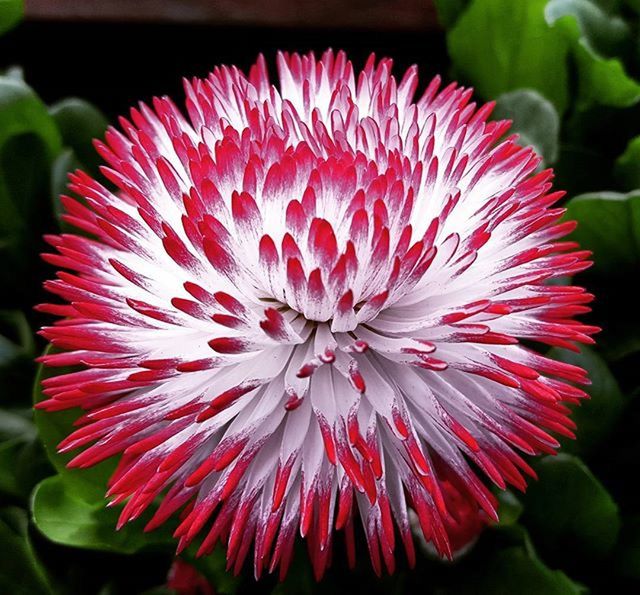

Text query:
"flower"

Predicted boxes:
[[37, 50, 597, 579], [167, 559, 214, 595]]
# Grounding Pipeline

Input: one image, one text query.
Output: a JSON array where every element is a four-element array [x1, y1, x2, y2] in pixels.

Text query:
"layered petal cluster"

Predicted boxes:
[[167, 559, 214, 595], [38, 50, 597, 579]]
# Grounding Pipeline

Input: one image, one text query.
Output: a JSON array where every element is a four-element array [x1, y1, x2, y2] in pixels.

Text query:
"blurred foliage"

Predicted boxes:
[[0, 0, 21, 37], [492, 89, 561, 164], [1, 0, 640, 592]]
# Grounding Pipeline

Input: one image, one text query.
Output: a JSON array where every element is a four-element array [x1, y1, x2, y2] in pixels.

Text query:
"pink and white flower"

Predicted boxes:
[[167, 559, 214, 595], [37, 50, 597, 579]]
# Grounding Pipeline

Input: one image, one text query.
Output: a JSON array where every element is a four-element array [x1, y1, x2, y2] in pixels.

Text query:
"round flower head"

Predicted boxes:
[[38, 50, 597, 579]]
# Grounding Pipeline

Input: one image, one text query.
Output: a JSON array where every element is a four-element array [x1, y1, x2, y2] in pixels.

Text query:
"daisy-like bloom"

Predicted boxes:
[[37, 50, 597, 579], [167, 559, 214, 595]]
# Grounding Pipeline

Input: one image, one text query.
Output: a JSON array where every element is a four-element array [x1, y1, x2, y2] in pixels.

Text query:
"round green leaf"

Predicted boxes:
[[0, 77, 61, 159], [0, 132, 50, 233], [573, 42, 640, 109], [0, 435, 49, 499], [33, 352, 116, 504], [32, 354, 179, 554], [614, 135, 640, 191], [454, 545, 585, 594], [0, 331, 25, 370], [549, 346, 625, 454], [626, 0, 640, 12], [522, 454, 620, 558], [451, 524, 584, 594], [0, 409, 34, 442], [31, 475, 174, 554], [0, 0, 22, 37], [0, 441, 24, 496], [565, 190, 640, 277], [0, 310, 34, 355], [496, 490, 524, 527], [493, 89, 560, 164], [448, 0, 570, 113], [50, 148, 83, 231], [546, 2, 640, 109], [0, 409, 37, 497], [0, 507, 53, 595], [0, 311, 37, 407], [49, 98, 108, 175], [1, 65, 23, 81], [545, 0, 630, 58], [554, 143, 611, 197], [0, 134, 53, 307], [0, 78, 61, 303], [433, 0, 471, 28], [614, 515, 640, 580], [565, 191, 640, 360]]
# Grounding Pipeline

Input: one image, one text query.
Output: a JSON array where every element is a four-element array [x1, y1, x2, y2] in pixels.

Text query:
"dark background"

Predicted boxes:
[[0, 21, 447, 119]]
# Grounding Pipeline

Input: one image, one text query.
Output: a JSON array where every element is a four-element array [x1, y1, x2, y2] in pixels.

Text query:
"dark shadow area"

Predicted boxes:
[[0, 20, 448, 118]]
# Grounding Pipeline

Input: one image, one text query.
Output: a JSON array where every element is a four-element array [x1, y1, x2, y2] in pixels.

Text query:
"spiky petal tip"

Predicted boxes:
[[38, 50, 597, 579]]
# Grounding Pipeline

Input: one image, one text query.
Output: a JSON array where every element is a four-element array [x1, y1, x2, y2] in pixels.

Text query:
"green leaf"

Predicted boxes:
[[591, 0, 622, 10], [50, 148, 83, 231], [0, 433, 50, 499], [0, 507, 53, 595], [493, 89, 560, 164], [496, 490, 524, 526], [448, 0, 570, 113], [49, 98, 108, 175], [564, 191, 640, 359], [32, 354, 178, 554], [1, 65, 23, 81], [0, 77, 61, 159], [572, 42, 640, 109], [33, 351, 116, 504], [614, 135, 640, 191], [0, 77, 61, 302], [0, 134, 53, 309], [548, 346, 625, 454], [31, 475, 174, 554], [545, 0, 630, 57], [0, 440, 25, 496], [591, 300, 640, 362], [0, 331, 23, 368], [454, 545, 585, 594], [0, 409, 37, 497], [0, 132, 50, 283], [0, 0, 22, 37], [452, 524, 584, 594], [522, 454, 620, 558], [0, 408, 35, 442], [554, 143, 612, 196], [0, 310, 34, 356], [546, 1, 640, 109], [565, 190, 640, 276], [433, 0, 471, 28], [626, 0, 640, 12], [1, 311, 36, 409], [613, 515, 640, 580], [0, 132, 50, 231]]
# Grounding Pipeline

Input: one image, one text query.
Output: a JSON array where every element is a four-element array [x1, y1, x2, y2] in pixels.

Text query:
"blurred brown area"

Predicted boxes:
[[24, 0, 439, 30]]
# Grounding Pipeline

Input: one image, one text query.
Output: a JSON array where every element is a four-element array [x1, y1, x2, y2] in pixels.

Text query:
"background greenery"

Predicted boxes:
[[2, 0, 640, 592]]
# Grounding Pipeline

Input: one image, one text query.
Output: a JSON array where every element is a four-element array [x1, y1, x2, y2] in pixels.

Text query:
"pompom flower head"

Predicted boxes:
[[38, 50, 597, 579]]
